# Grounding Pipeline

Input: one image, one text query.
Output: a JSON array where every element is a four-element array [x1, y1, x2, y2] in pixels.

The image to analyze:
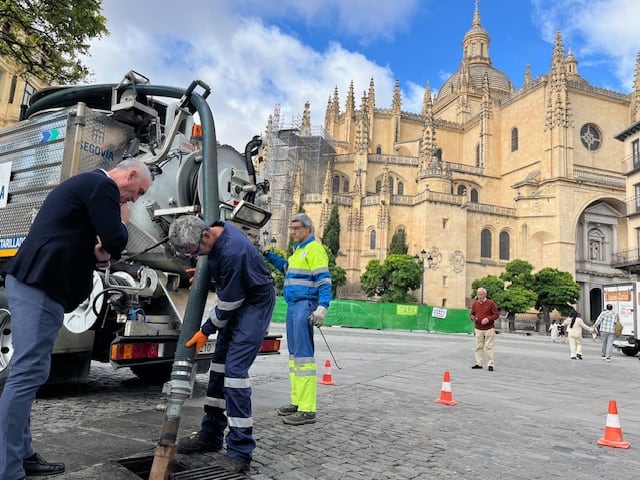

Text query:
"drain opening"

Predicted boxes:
[[117, 455, 188, 479]]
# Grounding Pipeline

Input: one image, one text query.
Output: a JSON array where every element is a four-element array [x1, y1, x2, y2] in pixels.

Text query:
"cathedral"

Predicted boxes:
[[264, 2, 640, 320]]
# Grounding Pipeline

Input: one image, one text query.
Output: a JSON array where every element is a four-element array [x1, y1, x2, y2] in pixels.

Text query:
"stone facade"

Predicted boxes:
[[0, 57, 47, 128], [267, 4, 640, 319]]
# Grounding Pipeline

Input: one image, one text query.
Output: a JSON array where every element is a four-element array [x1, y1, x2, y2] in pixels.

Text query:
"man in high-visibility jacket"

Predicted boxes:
[[264, 213, 332, 425]]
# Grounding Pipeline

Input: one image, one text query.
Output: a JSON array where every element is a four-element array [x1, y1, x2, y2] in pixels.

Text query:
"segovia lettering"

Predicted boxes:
[[80, 141, 114, 161]]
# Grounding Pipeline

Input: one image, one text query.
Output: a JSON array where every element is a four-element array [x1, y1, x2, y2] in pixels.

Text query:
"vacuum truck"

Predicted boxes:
[[0, 71, 280, 385]]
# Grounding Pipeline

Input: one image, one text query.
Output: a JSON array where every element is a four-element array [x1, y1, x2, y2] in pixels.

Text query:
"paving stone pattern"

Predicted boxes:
[[27, 324, 640, 479]]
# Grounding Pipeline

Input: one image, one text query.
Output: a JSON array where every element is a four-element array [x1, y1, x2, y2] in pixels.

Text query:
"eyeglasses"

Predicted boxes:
[[288, 225, 308, 231], [187, 229, 207, 257]]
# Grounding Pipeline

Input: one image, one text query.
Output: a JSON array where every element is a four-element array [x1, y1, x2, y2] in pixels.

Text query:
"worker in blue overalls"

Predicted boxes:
[[169, 215, 275, 474]]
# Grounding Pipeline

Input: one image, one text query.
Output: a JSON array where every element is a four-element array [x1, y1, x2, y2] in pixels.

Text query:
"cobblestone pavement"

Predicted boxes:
[[27, 324, 640, 479]]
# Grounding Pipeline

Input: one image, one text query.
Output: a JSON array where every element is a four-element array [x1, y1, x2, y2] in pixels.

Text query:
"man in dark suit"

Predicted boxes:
[[0, 159, 152, 480]]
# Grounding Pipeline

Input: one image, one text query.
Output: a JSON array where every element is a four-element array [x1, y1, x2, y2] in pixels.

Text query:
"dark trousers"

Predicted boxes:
[[0, 275, 64, 480], [199, 290, 275, 463]]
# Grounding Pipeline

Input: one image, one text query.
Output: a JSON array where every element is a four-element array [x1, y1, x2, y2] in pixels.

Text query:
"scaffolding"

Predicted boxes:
[[266, 106, 337, 247]]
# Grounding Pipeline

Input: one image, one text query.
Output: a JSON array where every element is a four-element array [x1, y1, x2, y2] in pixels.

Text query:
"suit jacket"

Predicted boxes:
[[4, 170, 128, 312]]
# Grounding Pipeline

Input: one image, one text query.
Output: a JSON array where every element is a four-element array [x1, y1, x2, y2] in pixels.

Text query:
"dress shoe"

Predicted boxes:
[[471, 364, 483, 369], [23, 452, 65, 476], [488, 366, 494, 371]]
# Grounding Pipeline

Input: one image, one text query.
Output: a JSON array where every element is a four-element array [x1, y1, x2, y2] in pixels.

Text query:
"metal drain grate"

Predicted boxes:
[[169, 465, 247, 480]]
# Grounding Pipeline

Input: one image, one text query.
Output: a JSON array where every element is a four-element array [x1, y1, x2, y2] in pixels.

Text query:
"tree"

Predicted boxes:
[[322, 204, 340, 256], [0, 0, 109, 84], [360, 254, 421, 303], [323, 245, 346, 297], [533, 267, 580, 330], [388, 229, 408, 255], [499, 259, 535, 290]]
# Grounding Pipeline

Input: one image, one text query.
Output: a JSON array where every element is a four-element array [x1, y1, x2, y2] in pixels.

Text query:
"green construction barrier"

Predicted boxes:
[[271, 296, 474, 334]]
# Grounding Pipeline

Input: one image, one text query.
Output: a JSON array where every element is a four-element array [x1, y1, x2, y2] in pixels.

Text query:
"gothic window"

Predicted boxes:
[[375, 180, 381, 194], [389, 176, 394, 194], [588, 228, 605, 262], [470, 188, 479, 202], [394, 118, 399, 142], [580, 123, 602, 151], [457, 184, 467, 197], [343, 179, 349, 192], [499, 231, 510, 260], [481, 229, 492, 258], [369, 229, 377, 250], [376, 145, 382, 154], [398, 182, 404, 195], [633, 139, 640, 170], [476, 143, 481, 167], [332, 175, 340, 193], [511, 128, 518, 152], [436, 148, 442, 161]]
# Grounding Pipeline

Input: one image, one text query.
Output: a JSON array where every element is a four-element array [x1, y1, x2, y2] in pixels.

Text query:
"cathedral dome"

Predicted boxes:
[[436, 64, 513, 106]]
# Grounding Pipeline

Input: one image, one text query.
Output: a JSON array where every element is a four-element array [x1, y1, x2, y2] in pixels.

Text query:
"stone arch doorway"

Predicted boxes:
[[589, 288, 602, 323]]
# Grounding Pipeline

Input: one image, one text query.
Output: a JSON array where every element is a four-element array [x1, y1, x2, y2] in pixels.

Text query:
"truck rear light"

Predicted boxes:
[[111, 343, 161, 361]]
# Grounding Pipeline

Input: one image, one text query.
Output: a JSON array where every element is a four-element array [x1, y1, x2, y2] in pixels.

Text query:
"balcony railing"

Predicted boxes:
[[573, 167, 625, 188], [611, 249, 640, 269], [621, 152, 640, 174]]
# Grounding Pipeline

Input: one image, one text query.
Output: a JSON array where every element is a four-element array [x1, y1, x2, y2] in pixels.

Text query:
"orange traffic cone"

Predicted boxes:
[[434, 370, 457, 406], [319, 359, 336, 385], [597, 400, 630, 448]]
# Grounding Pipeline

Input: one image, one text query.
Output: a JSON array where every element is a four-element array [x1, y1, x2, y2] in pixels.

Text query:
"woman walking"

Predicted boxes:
[[563, 311, 594, 360]]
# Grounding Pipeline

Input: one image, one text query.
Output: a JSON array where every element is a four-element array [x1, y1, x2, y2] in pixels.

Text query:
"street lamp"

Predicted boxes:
[[262, 230, 270, 246], [414, 249, 427, 304], [270, 235, 277, 249]]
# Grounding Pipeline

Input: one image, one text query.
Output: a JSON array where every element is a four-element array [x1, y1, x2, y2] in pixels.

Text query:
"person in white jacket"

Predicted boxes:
[[563, 311, 594, 360]]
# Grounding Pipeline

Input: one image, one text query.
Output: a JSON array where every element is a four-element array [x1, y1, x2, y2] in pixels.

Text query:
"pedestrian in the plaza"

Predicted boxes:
[[470, 287, 499, 371], [0, 159, 152, 480], [170, 215, 276, 474], [549, 319, 559, 342], [593, 303, 617, 362], [263, 213, 332, 425], [563, 311, 594, 360]]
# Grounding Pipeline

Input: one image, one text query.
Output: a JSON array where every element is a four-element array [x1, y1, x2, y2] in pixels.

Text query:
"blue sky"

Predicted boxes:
[[81, 0, 640, 150]]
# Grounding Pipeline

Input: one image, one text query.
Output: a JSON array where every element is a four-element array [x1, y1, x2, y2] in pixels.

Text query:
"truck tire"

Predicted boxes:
[[0, 289, 12, 386], [621, 345, 640, 356]]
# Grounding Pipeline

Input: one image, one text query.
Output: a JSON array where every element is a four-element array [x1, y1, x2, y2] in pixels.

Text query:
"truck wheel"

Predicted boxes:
[[621, 345, 640, 356], [0, 289, 12, 386], [130, 364, 172, 384]]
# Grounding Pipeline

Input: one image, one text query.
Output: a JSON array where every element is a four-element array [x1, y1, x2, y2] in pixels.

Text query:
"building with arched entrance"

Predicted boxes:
[[264, 2, 639, 320]]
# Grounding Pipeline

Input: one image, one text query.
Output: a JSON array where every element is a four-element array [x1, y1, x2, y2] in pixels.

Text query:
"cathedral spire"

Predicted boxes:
[[300, 101, 311, 136], [355, 92, 370, 154], [524, 63, 532, 87], [421, 81, 432, 117], [461, 0, 491, 67], [346, 80, 356, 118], [368, 78, 376, 111], [392, 79, 402, 113]]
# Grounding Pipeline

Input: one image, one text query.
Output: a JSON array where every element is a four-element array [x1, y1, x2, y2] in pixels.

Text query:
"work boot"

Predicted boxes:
[[218, 455, 250, 474], [282, 411, 316, 425], [176, 433, 222, 454], [277, 404, 298, 416]]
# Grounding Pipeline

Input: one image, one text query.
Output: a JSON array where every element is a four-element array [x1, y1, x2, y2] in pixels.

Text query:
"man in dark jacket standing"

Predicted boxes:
[[470, 287, 500, 371], [0, 159, 151, 480]]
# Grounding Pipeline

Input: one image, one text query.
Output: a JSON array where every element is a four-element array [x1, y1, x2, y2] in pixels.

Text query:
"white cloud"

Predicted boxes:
[[532, 0, 640, 90], [81, 1, 397, 150]]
